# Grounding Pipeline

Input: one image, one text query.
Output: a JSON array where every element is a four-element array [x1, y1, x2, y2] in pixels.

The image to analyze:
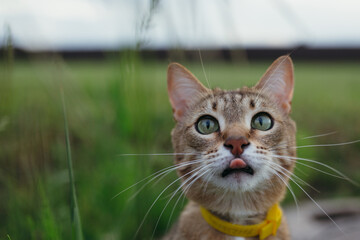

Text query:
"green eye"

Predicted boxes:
[[251, 112, 273, 131], [196, 116, 219, 135]]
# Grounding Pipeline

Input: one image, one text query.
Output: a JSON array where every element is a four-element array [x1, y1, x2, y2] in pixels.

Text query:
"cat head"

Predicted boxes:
[[167, 56, 296, 216]]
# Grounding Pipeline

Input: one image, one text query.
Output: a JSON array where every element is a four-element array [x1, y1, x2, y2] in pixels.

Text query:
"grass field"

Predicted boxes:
[[1, 53, 360, 239]]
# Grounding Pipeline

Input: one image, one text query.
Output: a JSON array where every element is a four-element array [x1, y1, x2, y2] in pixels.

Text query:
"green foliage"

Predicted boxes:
[[0, 56, 359, 239], [61, 84, 83, 240]]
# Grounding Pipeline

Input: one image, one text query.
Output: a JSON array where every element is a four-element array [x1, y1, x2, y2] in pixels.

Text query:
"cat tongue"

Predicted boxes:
[[229, 158, 247, 169]]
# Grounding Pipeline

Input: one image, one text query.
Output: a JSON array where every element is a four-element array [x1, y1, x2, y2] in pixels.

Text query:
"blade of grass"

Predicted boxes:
[[60, 86, 84, 240]]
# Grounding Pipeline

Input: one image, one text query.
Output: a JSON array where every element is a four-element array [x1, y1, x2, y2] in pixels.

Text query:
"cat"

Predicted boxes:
[[164, 56, 296, 240]]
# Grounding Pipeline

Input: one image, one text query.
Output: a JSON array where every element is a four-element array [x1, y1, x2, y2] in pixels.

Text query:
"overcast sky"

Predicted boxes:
[[1, 0, 360, 50]]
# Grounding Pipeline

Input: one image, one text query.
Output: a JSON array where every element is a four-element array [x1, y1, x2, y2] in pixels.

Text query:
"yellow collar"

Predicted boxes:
[[200, 204, 282, 240]]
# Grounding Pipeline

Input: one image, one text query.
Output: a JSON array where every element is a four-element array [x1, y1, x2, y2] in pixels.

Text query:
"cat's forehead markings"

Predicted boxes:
[[212, 101, 217, 111], [250, 99, 255, 109], [196, 90, 270, 122]]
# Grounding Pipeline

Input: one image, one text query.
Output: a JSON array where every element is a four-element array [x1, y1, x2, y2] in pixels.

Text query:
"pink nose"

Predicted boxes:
[[224, 137, 249, 156]]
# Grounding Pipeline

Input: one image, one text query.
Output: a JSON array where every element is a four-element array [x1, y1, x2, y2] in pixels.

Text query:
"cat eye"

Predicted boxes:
[[196, 115, 219, 135], [251, 112, 273, 131]]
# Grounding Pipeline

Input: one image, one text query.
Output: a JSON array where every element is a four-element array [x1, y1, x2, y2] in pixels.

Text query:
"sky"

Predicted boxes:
[[1, 0, 360, 50]]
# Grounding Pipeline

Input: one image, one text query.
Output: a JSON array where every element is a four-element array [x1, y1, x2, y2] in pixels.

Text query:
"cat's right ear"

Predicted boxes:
[[167, 63, 209, 121], [255, 55, 294, 114]]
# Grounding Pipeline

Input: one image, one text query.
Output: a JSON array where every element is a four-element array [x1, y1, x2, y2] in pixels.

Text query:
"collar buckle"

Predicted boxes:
[[259, 204, 282, 240]]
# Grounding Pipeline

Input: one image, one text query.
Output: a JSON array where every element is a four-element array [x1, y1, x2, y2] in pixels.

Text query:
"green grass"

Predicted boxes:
[[0, 54, 360, 239], [60, 84, 83, 240]]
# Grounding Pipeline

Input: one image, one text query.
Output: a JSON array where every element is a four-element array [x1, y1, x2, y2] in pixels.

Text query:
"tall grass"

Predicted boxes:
[[60, 85, 83, 240]]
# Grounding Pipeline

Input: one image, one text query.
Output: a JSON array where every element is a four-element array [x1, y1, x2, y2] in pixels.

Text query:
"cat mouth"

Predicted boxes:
[[221, 158, 254, 177], [221, 166, 254, 177]]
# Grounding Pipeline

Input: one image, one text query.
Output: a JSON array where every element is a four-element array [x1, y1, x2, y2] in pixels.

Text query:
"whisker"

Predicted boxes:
[[268, 140, 296, 151], [166, 191, 187, 231], [267, 165, 299, 215], [166, 165, 215, 228], [128, 159, 206, 201], [253, 152, 314, 190], [161, 164, 211, 203], [271, 139, 360, 151], [301, 131, 337, 140], [165, 157, 221, 231], [295, 139, 360, 149], [294, 161, 348, 181], [134, 164, 208, 239], [164, 156, 221, 230], [151, 166, 212, 239], [150, 154, 215, 189], [151, 159, 206, 187], [111, 159, 204, 200], [117, 152, 201, 157], [270, 154, 358, 185], [293, 164, 308, 177], [183, 169, 212, 196], [202, 169, 216, 197], [267, 160, 320, 193], [281, 168, 345, 234]]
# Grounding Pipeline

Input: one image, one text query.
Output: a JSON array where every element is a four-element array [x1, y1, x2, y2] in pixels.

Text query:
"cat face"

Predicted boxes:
[[167, 56, 296, 214]]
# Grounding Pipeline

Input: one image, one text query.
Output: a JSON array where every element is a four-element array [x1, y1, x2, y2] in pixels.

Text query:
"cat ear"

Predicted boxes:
[[167, 63, 210, 121], [255, 55, 294, 113]]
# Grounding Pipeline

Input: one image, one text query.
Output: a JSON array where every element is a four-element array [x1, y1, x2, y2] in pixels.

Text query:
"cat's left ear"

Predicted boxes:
[[167, 63, 210, 121], [255, 55, 294, 113]]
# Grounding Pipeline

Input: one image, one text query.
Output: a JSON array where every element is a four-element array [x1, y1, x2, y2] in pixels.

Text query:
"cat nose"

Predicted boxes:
[[224, 136, 250, 156]]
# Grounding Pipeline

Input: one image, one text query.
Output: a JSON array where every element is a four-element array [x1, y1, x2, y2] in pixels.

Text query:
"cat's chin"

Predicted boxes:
[[186, 181, 284, 218], [217, 175, 260, 192]]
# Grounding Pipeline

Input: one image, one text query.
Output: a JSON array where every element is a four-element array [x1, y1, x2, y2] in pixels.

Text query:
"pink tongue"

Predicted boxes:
[[230, 158, 247, 169]]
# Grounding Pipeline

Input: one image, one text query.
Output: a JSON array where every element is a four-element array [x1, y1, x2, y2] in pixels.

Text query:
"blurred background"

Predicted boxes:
[[1, 0, 360, 239]]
